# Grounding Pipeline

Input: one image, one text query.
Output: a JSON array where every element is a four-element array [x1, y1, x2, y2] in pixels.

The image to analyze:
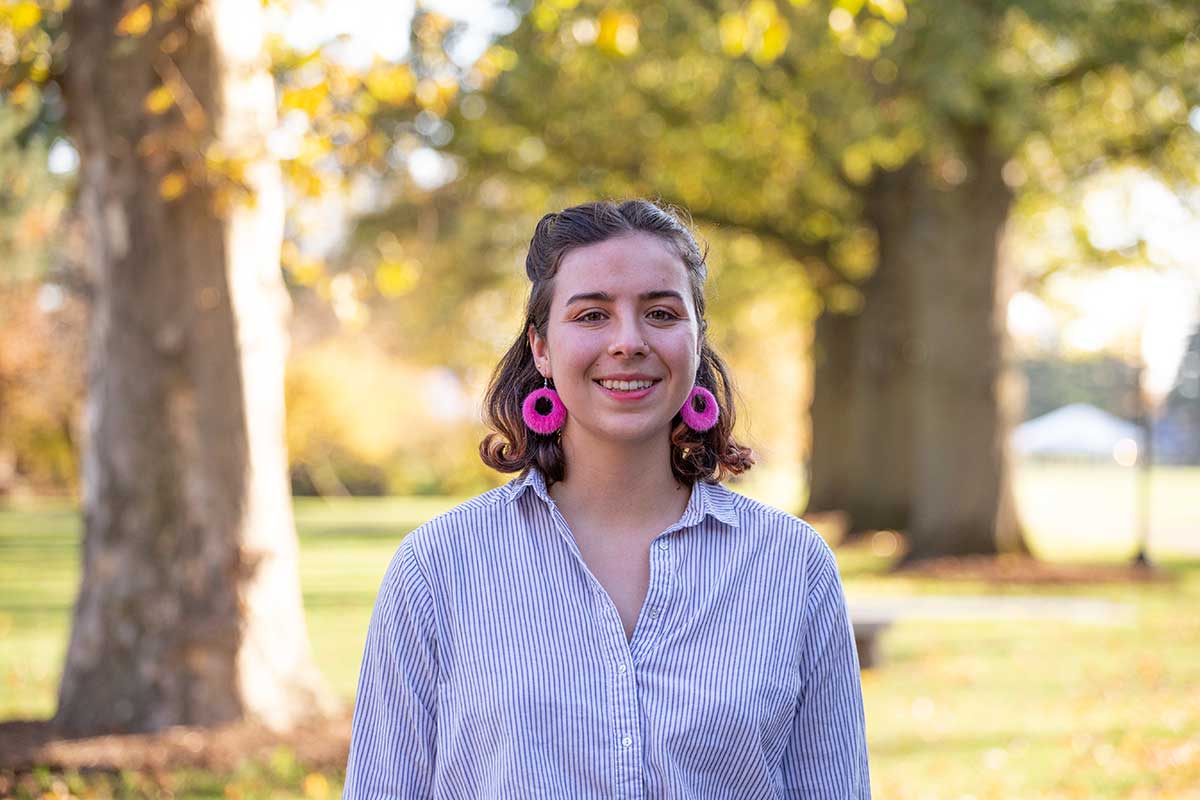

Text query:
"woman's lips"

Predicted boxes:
[[594, 380, 660, 401]]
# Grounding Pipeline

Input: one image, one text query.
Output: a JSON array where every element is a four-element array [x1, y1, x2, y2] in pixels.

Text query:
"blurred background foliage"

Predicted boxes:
[[0, 0, 1197, 506]]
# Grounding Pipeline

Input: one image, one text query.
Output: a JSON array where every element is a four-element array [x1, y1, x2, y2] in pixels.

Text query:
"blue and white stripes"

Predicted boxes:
[[344, 466, 871, 798]]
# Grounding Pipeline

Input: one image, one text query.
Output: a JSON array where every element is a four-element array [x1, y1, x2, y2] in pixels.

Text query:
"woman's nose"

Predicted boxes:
[[607, 315, 648, 357]]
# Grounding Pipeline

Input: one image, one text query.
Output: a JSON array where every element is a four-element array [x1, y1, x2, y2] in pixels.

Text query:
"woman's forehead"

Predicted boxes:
[[555, 233, 689, 296]]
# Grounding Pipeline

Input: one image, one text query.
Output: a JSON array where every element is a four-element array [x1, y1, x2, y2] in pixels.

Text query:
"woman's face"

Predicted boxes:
[[528, 232, 702, 447]]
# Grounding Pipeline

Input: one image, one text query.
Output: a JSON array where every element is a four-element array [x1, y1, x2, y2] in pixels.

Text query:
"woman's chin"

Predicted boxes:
[[574, 418, 674, 447]]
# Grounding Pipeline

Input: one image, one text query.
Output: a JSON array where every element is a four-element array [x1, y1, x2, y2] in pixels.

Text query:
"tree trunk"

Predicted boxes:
[[56, 0, 337, 735], [901, 129, 1026, 561], [808, 127, 1028, 562], [807, 311, 858, 518], [808, 185, 917, 534]]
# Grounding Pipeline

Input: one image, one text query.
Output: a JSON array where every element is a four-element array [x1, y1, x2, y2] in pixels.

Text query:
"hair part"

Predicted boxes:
[[479, 199, 755, 486]]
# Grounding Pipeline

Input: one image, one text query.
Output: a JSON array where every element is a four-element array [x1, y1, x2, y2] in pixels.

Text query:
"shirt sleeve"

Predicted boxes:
[[343, 534, 440, 799], [778, 538, 872, 798]]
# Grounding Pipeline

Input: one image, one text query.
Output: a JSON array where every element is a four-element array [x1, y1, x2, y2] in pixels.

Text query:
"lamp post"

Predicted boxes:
[[1132, 351, 1153, 568]]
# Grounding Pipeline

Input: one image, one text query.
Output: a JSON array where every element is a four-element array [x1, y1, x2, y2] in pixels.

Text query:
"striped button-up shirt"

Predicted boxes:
[[344, 466, 871, 799]]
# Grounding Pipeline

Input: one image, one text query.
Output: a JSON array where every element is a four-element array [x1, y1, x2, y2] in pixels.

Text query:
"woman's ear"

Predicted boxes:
[[528, 324, 546, 374]]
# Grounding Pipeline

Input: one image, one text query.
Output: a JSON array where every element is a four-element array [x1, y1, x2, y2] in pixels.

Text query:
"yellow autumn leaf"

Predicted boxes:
[[862, 18, 895, 47], [8, 82, 35, 107], [143, 85, 174, 115], [747, 0, 777, 26], [302, 772, 329, 799], [753, 16, 790, 64], [295, 133, 332, 166], [490, 46, 518, 70], [281, 83, 329, 116], [531, 5, 558, 32], [288, 257, 324, 286], [159, 171, 187, 200], [212, 156, 249, 189], [364, 65, 414, 105], [718, 13, 747, 57], [856, 37, 880, 59], [28, 55, 49, 82], [597, 10, 638, 56], [280, 239, 300, 265], [840, 145, 873, 185], [9, 1, 42, 31], [160, 27, 187, 54], [867, 0, 907, 24], [374, 259, 420, 298], [116, 3, 153, 36]]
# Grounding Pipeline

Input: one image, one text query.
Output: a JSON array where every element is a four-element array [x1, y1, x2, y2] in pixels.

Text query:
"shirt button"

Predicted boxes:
[[621, 736, 633, 748], [649, 609, 659, 619], [658, 541, 669, 551], [618, 663, 627, 674]]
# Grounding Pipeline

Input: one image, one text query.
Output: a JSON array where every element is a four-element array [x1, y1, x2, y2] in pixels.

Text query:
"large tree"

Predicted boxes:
[[805, 0, 1198, 560], [435, 0, 1199, 561], [2, 0, 486, 734], [47, 0, 334, 734]]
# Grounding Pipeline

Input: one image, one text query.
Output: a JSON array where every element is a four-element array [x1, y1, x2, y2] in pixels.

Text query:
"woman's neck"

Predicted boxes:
[[548, 427, 690, 531]]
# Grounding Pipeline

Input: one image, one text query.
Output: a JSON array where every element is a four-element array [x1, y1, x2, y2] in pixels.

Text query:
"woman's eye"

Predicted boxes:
[[577, 309, 677, 322]]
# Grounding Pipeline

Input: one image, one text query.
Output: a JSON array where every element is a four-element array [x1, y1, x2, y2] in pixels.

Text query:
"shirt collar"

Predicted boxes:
[[505, 465, 740, 529]]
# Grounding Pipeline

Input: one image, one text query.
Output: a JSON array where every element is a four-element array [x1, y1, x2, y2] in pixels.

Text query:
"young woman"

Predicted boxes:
[[343, 200, 871, 798]]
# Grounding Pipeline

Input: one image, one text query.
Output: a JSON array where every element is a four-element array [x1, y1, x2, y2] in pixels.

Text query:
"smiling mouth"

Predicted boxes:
[[593, 379, 661, 393]]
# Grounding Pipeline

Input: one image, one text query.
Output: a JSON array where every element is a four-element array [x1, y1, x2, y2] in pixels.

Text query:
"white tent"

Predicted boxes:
[[1012, 403, 1144, 460]]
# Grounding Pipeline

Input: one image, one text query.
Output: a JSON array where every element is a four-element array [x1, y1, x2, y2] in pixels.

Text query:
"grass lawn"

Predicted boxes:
[[1, 463, 1198, 798]]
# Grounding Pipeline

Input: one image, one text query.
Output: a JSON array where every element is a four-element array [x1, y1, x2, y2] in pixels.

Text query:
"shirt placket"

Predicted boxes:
[[539, 500, 645, 798], [540, 493, 697, 800], [608, 600, 642, 800], [628, 526, 681, 666]]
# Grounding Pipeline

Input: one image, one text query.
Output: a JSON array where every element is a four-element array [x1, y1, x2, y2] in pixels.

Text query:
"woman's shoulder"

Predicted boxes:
[[394, 477, 525, 565], [715, 483, 841, 579], [718, 484, 827, 544]]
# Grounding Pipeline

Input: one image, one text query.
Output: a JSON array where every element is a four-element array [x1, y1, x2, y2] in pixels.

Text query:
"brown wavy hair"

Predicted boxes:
[[479, 199, 755, 487]]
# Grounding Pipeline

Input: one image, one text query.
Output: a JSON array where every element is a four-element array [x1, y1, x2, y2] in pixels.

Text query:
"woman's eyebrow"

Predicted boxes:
[[565, 290, 685, 306]]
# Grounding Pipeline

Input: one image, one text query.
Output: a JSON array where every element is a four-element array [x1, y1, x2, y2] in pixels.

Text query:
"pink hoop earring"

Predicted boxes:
[[522, 377, 567, 435], [680, 385, 719, 432]]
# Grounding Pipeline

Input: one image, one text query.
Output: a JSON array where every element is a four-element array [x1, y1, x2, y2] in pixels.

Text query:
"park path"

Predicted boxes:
[[848, 595, 1135, 625]]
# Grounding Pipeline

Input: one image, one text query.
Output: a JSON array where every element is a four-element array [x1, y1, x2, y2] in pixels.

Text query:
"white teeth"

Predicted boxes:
[[600, 379, 654, 391]]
